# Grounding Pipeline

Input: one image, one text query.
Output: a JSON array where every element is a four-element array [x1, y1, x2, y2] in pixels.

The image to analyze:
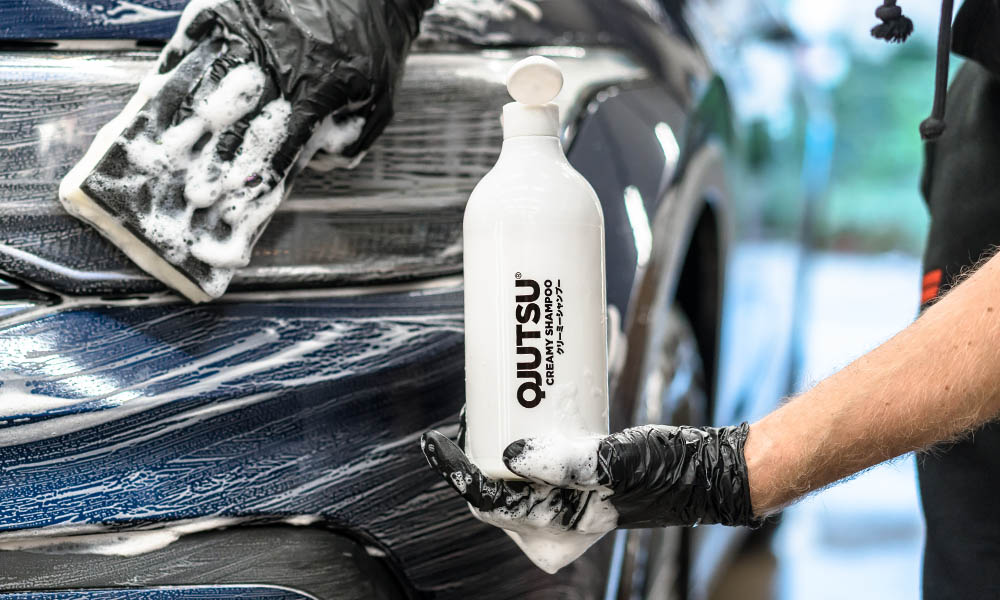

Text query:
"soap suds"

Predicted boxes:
[[84, 62, 292, 279], [470, 434, 619, 573], [163, 0, 225, 56], [60, 2, 367, 300], [427, 0, 542, 26], [0, 379, 89, 416], [59, 36, 293, 301], [94, 0, 182, 25], [0, 517, 241, 556], [449, 471, 472, 494], [283, 515, 321, 526], [299, 115, 367, 172], [103, 62, 290, 273], [130, 0, 224, 103], [504, 527, 609, 574], [471, 484, 618, 573], [47, 0, 182, 26], [0, 313, 461, 445], [504, 434, 605, 489], [421, 0, 542, 43]]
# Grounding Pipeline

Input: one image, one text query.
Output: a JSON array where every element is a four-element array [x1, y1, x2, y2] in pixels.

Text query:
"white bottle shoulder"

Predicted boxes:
[[465, 139, 603, 228]]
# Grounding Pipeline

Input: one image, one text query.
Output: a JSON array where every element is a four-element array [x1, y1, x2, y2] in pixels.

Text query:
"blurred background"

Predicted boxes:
[[697, 0, 949, 598]]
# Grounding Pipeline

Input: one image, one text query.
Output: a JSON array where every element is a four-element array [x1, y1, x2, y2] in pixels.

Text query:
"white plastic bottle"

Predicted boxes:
[[464, 56, 610, 479]]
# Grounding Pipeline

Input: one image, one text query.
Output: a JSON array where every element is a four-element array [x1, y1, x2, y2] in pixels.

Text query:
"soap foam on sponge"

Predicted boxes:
[[77, 60, 292, 298], [59, 25, 364, 301]]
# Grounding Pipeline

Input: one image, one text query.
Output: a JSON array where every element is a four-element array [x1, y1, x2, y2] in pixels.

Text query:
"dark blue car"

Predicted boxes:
[[0, 1, 827, 598]]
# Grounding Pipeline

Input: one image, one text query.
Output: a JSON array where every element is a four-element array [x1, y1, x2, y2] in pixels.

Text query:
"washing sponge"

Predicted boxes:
[[59, 0, 432, 302]]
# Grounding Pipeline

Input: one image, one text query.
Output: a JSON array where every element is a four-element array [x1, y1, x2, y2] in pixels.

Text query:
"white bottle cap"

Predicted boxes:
[[502, 56, 562, 139]]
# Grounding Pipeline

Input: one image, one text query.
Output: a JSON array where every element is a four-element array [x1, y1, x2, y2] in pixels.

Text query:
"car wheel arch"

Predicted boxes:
[[611, 141, 730, 433]]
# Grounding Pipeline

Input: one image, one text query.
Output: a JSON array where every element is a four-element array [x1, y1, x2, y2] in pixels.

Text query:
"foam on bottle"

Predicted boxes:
[[504, 434, 605, 488]]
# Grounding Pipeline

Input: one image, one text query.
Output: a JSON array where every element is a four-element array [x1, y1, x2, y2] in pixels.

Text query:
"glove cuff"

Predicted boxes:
[[716, 422, 764, 528], [601, 422, 763, 529]]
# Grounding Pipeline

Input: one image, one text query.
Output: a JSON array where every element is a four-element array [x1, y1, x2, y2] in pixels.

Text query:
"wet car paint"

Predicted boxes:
[[0, 287, 609, 597]]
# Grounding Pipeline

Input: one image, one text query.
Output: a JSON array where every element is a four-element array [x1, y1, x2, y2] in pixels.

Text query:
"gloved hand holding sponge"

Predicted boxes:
[[59, 0, 432, 302]]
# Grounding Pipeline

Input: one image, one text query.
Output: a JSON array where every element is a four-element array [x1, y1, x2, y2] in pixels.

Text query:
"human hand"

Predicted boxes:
[[420, 423, 759, 570], [60, 0, 432, 300]]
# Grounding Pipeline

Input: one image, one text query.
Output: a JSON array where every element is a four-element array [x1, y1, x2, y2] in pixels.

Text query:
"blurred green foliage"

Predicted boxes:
[[816, 44, 941, 255]]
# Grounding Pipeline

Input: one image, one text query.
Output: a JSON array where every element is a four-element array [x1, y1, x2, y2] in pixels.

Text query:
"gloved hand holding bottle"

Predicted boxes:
[[420, 54, 760, 573], [420, 421, 761, 572]]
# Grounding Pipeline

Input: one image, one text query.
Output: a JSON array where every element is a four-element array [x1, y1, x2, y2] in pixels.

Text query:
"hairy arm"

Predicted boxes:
[[747, 252, 1000, 515], [422, 250, 1000, 552]]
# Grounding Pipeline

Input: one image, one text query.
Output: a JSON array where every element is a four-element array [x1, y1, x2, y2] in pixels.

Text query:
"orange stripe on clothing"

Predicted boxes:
[[923, 269, 942, 287], [921, 269, 942, 304]]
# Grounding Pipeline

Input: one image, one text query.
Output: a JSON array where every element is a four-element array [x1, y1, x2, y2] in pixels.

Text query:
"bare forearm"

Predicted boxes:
[[746, 253, 1000, 515]]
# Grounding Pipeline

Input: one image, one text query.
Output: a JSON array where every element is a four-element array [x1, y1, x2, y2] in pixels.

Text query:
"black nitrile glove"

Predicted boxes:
[[420, 423, 761, 538], [156, 0, 432, 170], [65, 0, 432, 300]]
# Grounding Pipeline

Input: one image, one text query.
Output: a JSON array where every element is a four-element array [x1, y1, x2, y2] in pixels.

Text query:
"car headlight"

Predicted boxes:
[[0, 46, 645, 297]]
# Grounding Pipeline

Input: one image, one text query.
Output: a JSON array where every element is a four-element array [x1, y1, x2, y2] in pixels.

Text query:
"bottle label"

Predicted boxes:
[[514, 274, 565, 408]]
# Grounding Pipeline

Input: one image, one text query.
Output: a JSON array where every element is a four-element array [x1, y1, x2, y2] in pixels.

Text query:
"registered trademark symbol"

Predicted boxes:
[[515, 272, 522, 279]]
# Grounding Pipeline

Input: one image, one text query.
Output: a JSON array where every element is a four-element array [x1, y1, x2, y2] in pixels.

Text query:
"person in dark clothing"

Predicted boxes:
[[919, 2, 1000, 595], [423, 2, 1000, 596]]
